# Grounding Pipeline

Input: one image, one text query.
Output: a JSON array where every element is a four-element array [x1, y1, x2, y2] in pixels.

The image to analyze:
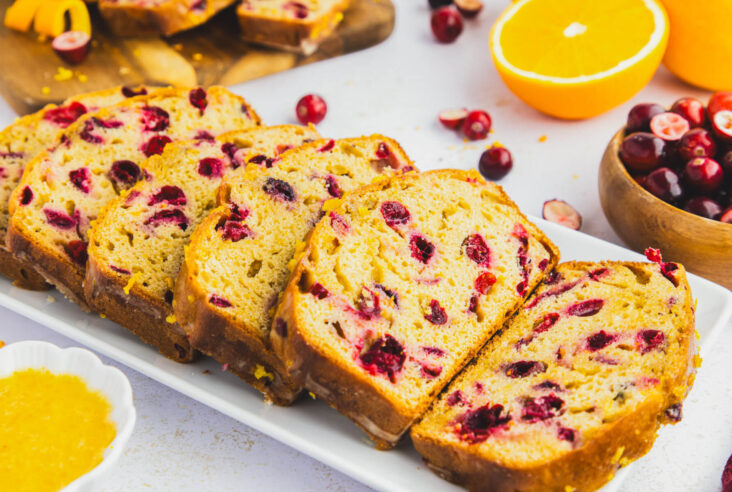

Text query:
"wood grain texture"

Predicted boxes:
[[0, 0, 394, 114], [599, 129, 732, 289]]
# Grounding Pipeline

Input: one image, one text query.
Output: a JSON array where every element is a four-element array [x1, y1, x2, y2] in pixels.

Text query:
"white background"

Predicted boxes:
[[2, 1, 731, 490]]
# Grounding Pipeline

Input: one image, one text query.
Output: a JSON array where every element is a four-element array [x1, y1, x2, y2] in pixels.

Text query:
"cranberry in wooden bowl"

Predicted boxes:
[[599, 95, 732, 289]]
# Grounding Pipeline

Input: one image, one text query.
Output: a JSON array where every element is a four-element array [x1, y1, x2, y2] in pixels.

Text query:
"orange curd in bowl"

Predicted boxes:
[[0, 368, 116, 492]]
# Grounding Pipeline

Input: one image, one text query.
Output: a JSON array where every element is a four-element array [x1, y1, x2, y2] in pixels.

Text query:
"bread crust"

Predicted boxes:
[[99, 0, 238, 37], [410, 260, 697, 491], [85, 253, 196, 362], [0, 247, 49, 290], [237, 0, 350, 54], [270, 169, 561, 449]]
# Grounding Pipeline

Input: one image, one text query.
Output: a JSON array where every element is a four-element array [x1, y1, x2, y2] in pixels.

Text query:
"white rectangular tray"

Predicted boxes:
[[1, 218, 730, 492]]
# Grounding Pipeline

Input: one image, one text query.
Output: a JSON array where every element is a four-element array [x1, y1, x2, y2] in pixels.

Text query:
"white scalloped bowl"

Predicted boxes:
[[0, 340, 136, 491]]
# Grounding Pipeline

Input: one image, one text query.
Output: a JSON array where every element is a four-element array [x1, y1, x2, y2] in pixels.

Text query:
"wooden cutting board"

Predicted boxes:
[[0, 0, 394, 115]]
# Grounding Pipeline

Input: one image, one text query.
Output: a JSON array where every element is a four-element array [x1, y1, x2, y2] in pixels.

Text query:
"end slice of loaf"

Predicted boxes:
[[175, 136, 413, 403], [270, 169, 559, 447], [85, 125, 319, 362], [0, 85, 151, 289], [6, 87, 260, 323], [237, 0, 350, 55], [411, 260, 697, 492], [99, 0, 238, 36]]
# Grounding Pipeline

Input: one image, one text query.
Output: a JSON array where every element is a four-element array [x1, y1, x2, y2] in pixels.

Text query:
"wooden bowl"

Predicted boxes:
[[599, 129, 732, 289]]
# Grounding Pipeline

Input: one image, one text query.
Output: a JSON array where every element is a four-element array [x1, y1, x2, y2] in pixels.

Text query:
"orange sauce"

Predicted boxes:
[[0, 368, 116, 492]]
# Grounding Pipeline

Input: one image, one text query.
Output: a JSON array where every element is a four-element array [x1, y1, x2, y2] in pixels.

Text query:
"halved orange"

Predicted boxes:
[[490, 0, 669, 120]]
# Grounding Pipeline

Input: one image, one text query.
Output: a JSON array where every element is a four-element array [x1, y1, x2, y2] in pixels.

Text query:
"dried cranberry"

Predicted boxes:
[[424, 299, 447, 325], [324, 175, 342, 198], [198, 157, 224, 178], [262, 177, 296, 202], [110, 160, 141, 188], [44, 101, 87, 128], [474, 272, 496, 294], [375, 142, 391, 159], [189, 88, 208, 114], [588, 268, 609, 281], [558, 427, 576, 442], [636, 329, 664, 354], [145, 209, 188, 230], [19, 186, 33, 205], [456, 404, 511, 444], [121, 86, 148, 98], [209, 294, 232, 307], [69, 167, 91, 193], [421, 363, 443, 379], [318, 139, 335, 152], [567, 299, 604, 317], [504, 360, 546, 378], [380, 201, 410, 228], [43, 209, 76, 229], [141, 106, 170, 132], [142, 135, 172, 157], [586, 331, 616, 351], [468, 295, 478, 313], [410, 235, 435, 263], [64, 240, 88, 265], [148, 186, 186, 206], [521, 394, 564, 422], [462, 234, 490, 266], [310, 283, 329, 299], [359, 334, 405, 382], [111, 265, 131, 275]]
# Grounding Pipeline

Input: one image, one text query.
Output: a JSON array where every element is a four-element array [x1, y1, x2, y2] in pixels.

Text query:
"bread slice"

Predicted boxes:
[[270, 169, 560, 447], [174, 136, 413, 402], [85, 125, 319, 362], [99, 0, 238, 36], [237, 0, 349, 54], [411, 259, 697, 492], [0, 85, 151, 290], [6, 87, 260, 319]]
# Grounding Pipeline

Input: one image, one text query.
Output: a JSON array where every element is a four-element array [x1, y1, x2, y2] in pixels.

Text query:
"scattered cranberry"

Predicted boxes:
[[381, 201, 411, 228], [52, 31, 90, 65], [456, 404, 511, 444], [542, 199, 581, 230], [64, 240, 88, 266], [148, 185, 186, 206], [567, 299, 604, 317], [722, 207, 732, 224], [708, 91, 732, 118], [438, 108, 468, 129], [198, 157, 224, 179], [189, 87, 208, 114], [69, 167, 91, 194], [650, 112, 689, 141], [359, 334, 405, 382], [504, 360, 546, 378], [586, 330, 616, 351], [643, 167, 684, 203], [722, 453, 732, 492], [683, 157, 723, 194], [636, 329, 665, 354], [626, 103, 665, 133], [431, 7, 463, 43], [145, 209, 188, 230], [478, 145, 512, 180], [410, 235, 435, 263], [44, 101, 87, 128], [522, 394, 564, 422], [424, 299, 447, 325], [262, 177, 296, 202], [295, 94, 327, 125], [684, 197, 723, 220], [462, 234, 490, 266], [671, 97, 706, 128], [109, 160, 140, 188], [142, 135, 172, 157], [141, 106, 170, 132], [19, 186, 33, 205], [677, 128, 717, 161], [462, 110, 491, 140], [209, 295, 232, 308], [455, 0, 482, 18], [474, 272, 496, 294], [324, 175, 342, 198], [619, 132, 665, 172], [712, 110, 732, 143]]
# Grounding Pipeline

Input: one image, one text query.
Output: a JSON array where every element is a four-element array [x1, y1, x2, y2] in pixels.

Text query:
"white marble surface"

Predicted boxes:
[[1, 1, 731, 490]]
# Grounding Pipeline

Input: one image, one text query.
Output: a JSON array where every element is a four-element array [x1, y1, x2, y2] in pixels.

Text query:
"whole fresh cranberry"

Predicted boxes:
[[684, 157, 724, 194], [671, 97, 706, 128], [626, 103, 665, 133], [677, 128, 717, 161], [295, 94, 327, 125], [712, 110, 732, 143], [478, 145, 512, 180], [721, 150, 732, 176], [619, 132, 665, 172], [462, 110, 491, 140], [431, 7, 463, 43], [684, 197, 723, 220], [708, 91, 732, 118], [721, 206, 732, 224], [644, 167, 684, 203]]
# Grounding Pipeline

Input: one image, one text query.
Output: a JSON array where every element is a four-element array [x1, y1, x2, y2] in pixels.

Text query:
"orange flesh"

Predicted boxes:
[[0, 369, 116, 492]]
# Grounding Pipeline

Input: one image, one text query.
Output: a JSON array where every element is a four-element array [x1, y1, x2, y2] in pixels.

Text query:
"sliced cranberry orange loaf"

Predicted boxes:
[[0, 85, 151, 289], [270, 169, 560, 447], [7, 87, 260, 314], [411, 258, 697, 492], [237, 0, 349, 54], [174, 136, 413, 402], [84, 125, 319, 362], [99, 0, 237, 36]]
